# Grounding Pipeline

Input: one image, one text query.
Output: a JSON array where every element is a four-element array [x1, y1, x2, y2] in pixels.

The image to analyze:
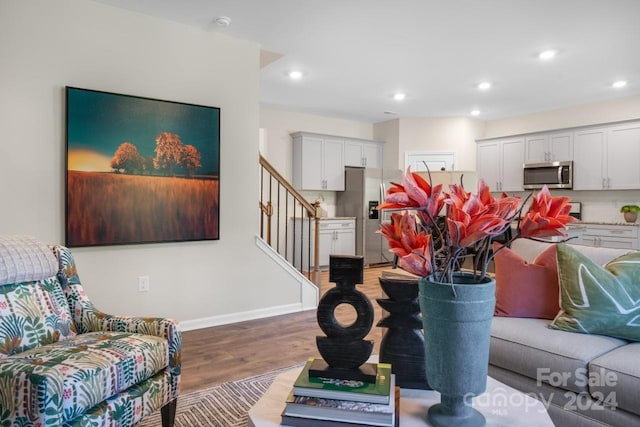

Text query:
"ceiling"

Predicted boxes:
[[94, 0, 640, 123]]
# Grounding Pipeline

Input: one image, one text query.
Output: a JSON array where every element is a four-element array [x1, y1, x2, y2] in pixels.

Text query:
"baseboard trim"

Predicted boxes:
[[180, 302, 310, 332]]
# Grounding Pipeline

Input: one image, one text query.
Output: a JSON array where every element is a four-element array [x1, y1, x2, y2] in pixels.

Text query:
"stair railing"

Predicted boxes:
[[259, 154, 320, 286]]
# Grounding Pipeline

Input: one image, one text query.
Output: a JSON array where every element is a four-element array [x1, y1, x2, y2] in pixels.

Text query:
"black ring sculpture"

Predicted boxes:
[[314, 255, 375, 381]]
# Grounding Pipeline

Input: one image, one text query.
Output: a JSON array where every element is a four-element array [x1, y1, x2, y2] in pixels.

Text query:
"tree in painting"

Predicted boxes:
[[110, 142, 144, 174], [181, 144, 202, 177], [154, 132, 184, 176]]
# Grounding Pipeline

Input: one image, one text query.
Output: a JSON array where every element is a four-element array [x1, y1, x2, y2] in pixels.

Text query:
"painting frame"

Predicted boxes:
[[65, 86, 220, 247]]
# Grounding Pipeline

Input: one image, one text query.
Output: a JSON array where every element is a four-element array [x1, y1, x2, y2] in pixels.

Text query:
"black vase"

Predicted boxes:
[[377, 277, 430, 390]]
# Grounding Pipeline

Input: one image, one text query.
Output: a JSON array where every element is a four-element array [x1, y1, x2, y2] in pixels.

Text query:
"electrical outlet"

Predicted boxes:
[[138, 276, 150, 292]]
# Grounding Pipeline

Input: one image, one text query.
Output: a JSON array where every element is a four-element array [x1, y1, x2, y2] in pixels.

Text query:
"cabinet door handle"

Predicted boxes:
[[610, 230, 624, 234], [602, 178, 606, 189], [607, 177, 611, 188]]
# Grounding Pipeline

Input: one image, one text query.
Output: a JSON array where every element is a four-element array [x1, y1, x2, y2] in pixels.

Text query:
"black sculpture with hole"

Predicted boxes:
[[313, 255, 376, 383]]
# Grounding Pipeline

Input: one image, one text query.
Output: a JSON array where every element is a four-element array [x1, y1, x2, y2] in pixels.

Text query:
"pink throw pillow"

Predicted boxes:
[[493, 243, 560, 319]]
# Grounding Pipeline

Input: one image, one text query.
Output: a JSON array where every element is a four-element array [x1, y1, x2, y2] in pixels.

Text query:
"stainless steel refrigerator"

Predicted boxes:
[[336, 166, 403, 266]]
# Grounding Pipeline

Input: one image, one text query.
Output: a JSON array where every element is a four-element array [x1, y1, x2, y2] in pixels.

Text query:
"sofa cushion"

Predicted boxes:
[[2, 331, 168, 422], [490, 317, 627, 393], [550, 243, 640, 342], [493, 243, 559, 319], [509, 238, 632, 265], [589, 342, 640, 416], [0, 278, 77, 359]]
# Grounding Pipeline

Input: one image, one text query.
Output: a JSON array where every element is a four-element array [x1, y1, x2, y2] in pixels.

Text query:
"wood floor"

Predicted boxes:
[[179, 265, 390, 394]]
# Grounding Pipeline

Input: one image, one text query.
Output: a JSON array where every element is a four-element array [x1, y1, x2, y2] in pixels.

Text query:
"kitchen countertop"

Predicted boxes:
[[569, 221, 640, 227], [320, 217, 356, 220]]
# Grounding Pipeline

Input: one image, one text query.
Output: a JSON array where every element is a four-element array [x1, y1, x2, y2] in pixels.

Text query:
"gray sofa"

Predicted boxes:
[[489, 239, 640, 427]]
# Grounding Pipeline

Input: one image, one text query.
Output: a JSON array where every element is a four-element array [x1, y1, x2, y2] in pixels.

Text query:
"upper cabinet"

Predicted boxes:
[[573, 127, 607, 190], [292, 132, 384, 191], [524, 131, 573, 163], [573, 121, 640, 190], [479, 119, 640, 192], [606, 122, 640, 190], [292, 133, 345, 191], [344, 139, 383, 168], [476, 137, 524, 192]]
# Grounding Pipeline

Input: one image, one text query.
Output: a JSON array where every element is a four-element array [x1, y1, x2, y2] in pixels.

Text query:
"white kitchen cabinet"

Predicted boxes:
[[524, 132, 573, 163], [573, 127, 607, 190], [292, 218, 356, 270], [292, 132, 345, 191], [476, 137, 524, 192], [344, 139, 383, 168], [578, 224, 639, 250], [606, 122, 640, 189], [573, 122, 640, 190]]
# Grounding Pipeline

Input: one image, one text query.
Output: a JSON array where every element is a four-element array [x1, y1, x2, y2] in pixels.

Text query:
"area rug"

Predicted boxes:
[[138, 364, 302, 427]]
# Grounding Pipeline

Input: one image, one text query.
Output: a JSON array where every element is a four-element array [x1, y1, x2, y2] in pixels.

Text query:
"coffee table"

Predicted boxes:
[[248, 366, 554, 426]]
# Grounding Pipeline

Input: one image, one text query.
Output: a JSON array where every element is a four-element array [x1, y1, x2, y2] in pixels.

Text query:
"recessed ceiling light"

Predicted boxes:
[[612, 80, 627, 89], [214, 16, 231, 27], [470, 109, 481, 116], [477, 82, 492, 91], [538, 50, 557, 60], [393, 93, 406, 101], [288, 70, 304, 80]]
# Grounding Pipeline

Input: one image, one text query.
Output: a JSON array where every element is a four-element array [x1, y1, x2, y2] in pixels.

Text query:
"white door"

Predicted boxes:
[[317, 229, 334, 267], [405, 151, 455, 172], [524, 135, 547, 163], [549, 132, 573, 161], [501, 138, 525, 192], [300, 136, 324, 190], [573, 128, 607, 190], [322, 138, 345, 191], [344, 140, 364, 167], [607, 122, 640, 189], [334, 229, 356, 256], [363, 142, 383, 168], [476, 142, 501, 191]]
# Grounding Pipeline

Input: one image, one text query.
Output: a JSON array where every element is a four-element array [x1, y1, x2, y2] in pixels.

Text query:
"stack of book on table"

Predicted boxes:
[[281, 357, 398, 427]]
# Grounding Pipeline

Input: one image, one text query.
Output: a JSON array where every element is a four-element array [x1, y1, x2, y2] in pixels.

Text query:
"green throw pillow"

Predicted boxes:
[[550, 243, 640, 342]]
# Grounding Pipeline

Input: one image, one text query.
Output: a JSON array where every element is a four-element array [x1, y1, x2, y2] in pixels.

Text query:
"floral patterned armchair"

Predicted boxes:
[[0, 235, 181, 427]]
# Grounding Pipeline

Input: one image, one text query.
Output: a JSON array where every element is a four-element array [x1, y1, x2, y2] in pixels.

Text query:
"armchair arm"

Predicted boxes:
[[50, 245, 182, 376], [0, 361, 64, 425]]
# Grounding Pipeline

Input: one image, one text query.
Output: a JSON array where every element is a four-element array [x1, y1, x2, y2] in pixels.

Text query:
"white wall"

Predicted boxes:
[[398, 117, 485, 171], [372, 117, 485, 172], [0, 0, 306, 330], [373, 119, 401, 173], [483, 94, 640, 138]]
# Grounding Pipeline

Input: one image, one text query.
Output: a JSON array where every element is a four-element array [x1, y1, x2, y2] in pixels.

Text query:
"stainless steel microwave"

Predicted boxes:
[[523, 161, 573, 189]]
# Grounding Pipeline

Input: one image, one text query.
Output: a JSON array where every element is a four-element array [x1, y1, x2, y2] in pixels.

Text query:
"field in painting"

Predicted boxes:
[[67, 171, 219, 246]]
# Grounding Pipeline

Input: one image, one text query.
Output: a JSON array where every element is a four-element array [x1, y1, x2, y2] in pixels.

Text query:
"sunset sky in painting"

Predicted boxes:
[[66, 88, 220, 175]]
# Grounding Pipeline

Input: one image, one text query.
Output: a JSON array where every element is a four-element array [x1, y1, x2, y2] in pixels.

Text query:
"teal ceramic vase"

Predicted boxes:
[[418, 272, 496, 427]]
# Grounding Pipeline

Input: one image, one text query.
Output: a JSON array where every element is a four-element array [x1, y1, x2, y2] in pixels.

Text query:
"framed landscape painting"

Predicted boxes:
[[65, 87, 220, 247]]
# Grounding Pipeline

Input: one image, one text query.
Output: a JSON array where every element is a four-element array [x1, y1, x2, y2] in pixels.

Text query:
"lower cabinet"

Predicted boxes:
[[292, 218, 356, 270], [577, 224, 639, 250]]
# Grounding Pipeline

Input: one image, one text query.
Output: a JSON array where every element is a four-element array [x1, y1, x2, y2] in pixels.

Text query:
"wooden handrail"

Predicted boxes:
[[259, 154, 321, 286], [259, 155, 318, 215]]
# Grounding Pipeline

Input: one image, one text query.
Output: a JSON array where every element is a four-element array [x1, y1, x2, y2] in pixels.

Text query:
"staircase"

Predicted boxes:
[[258, 154, 321, 288]]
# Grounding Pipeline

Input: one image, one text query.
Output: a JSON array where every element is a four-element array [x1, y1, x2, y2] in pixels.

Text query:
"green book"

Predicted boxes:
[[293, 358, 392, 404]]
